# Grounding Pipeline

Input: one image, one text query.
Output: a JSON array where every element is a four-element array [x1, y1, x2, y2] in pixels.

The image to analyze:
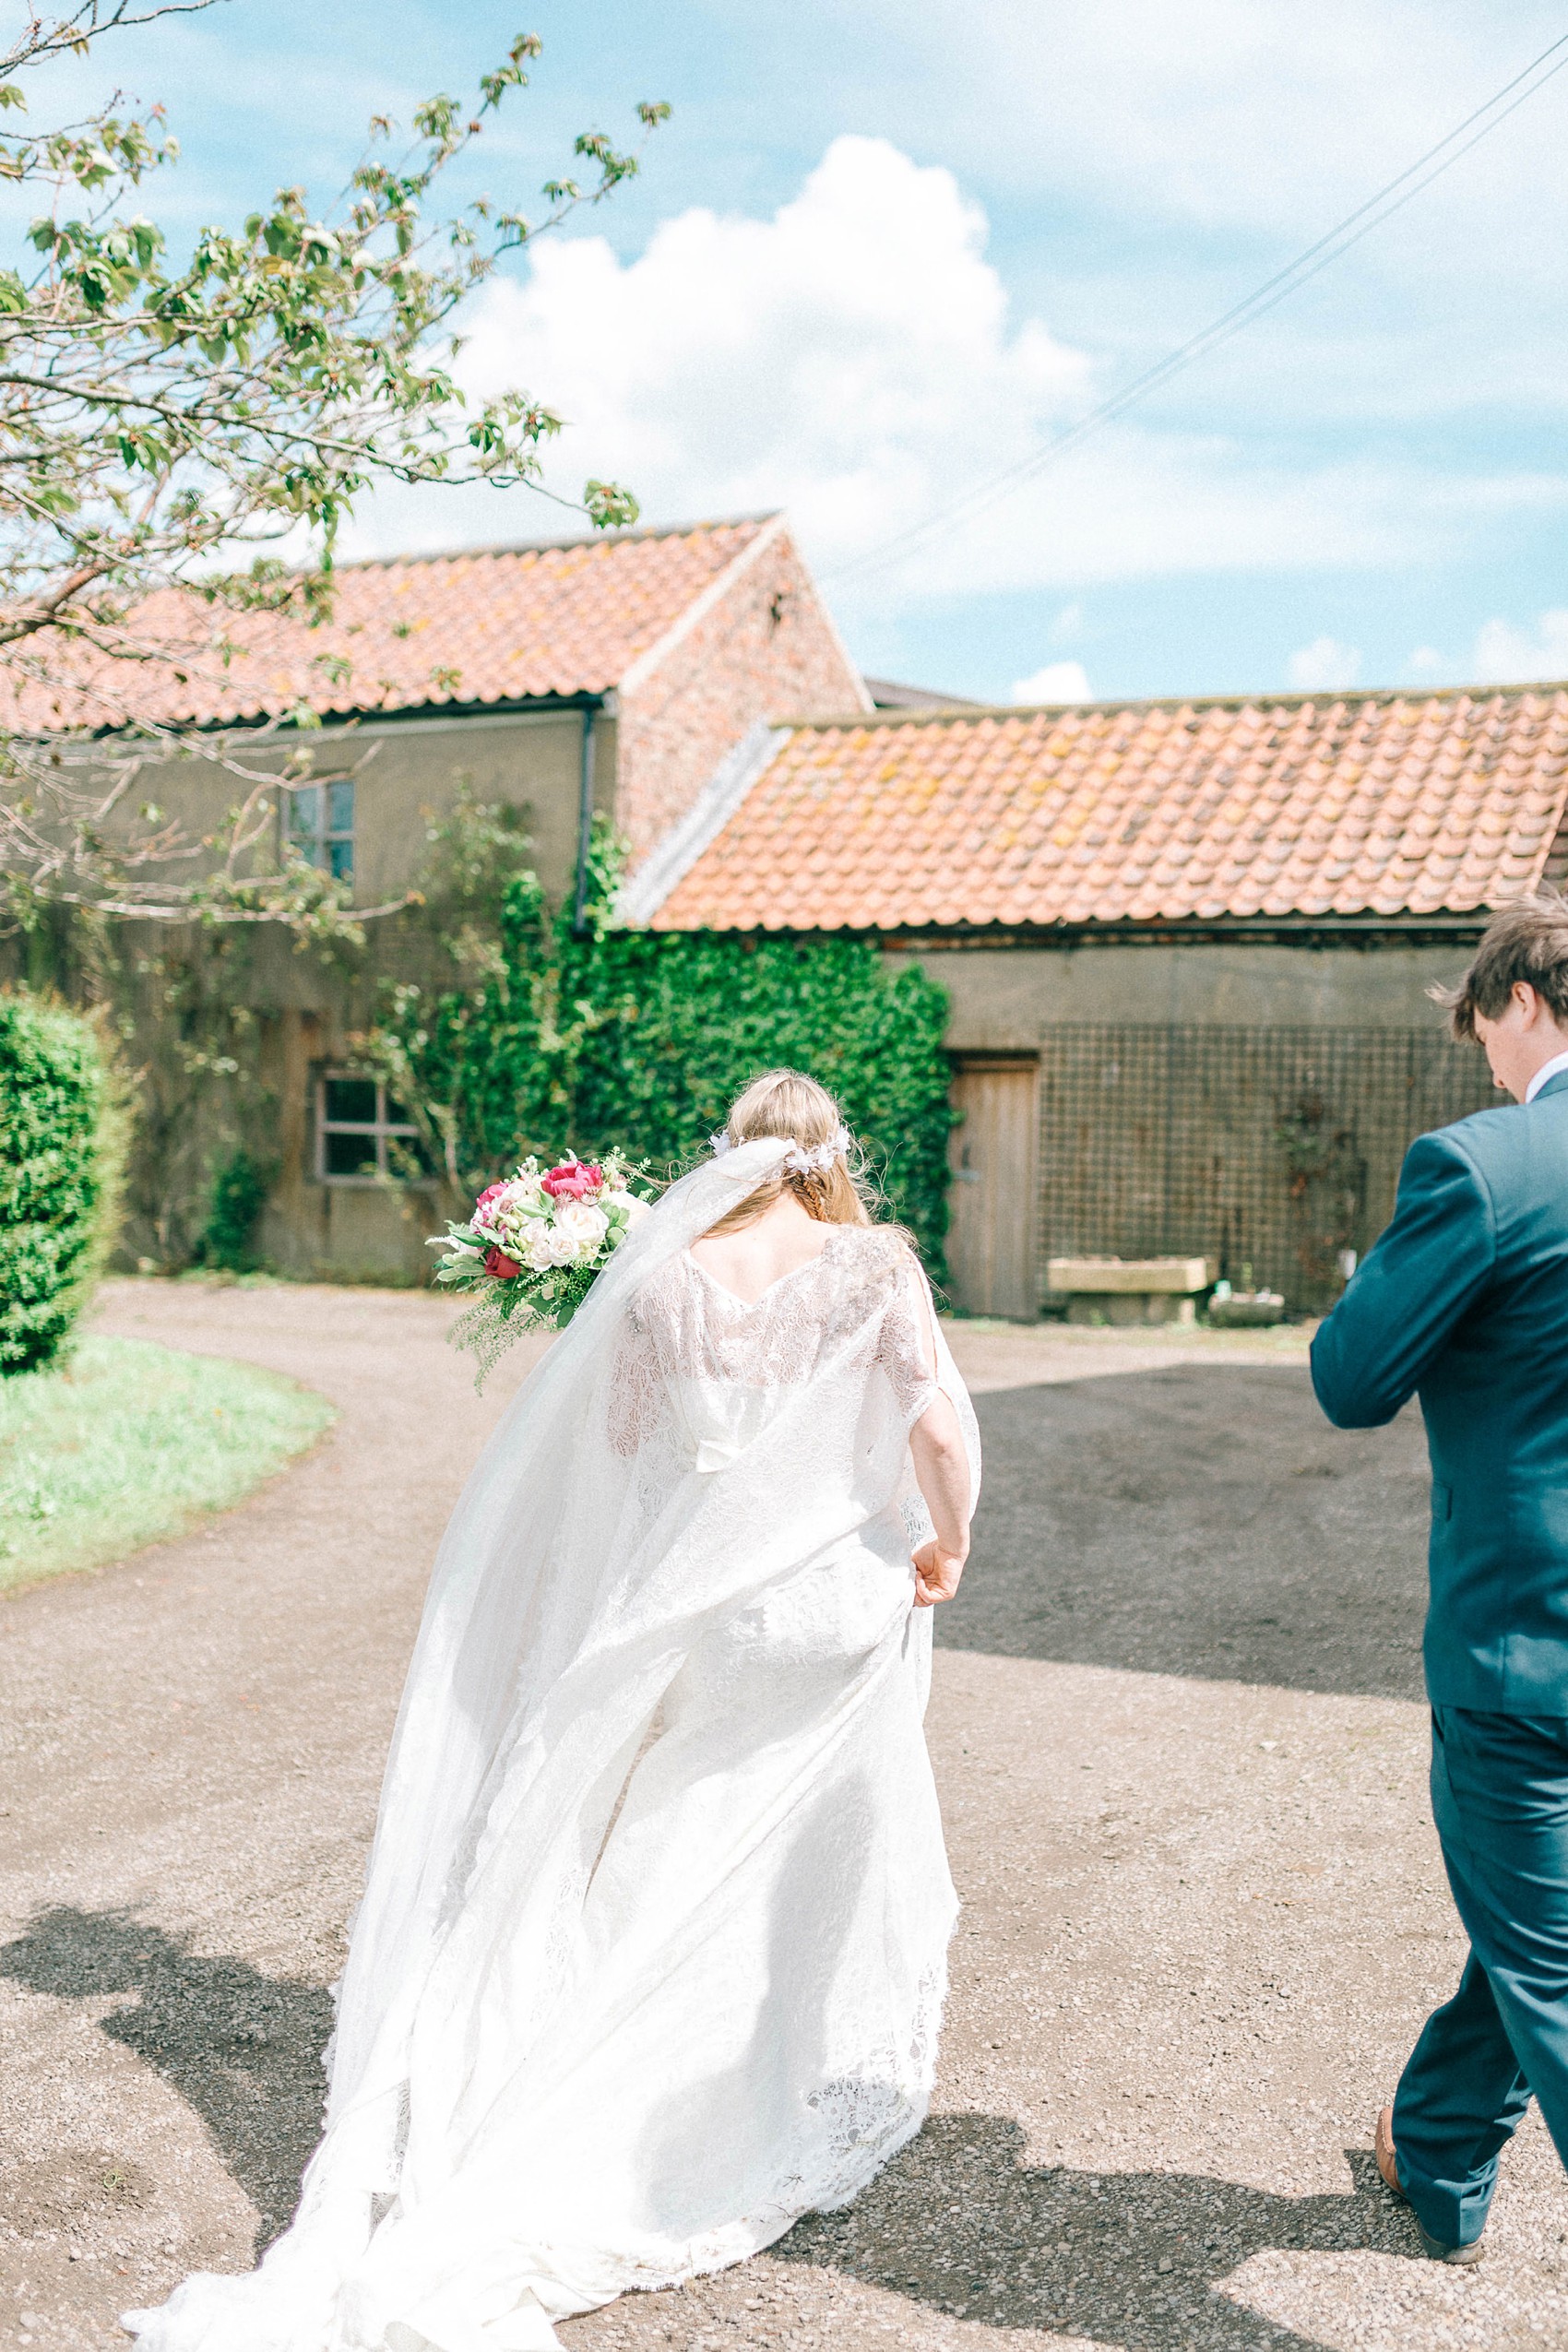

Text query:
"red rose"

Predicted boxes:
[[540, 1159, 603, 1200], [484, 1246, 522, 1279]]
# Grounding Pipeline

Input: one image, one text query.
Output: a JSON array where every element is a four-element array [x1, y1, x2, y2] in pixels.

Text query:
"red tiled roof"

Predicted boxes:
[[652, 687, 1568, 931], [5, 517, 774, 732]]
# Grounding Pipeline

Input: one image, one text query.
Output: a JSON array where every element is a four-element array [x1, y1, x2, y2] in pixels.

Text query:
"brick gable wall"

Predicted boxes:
[[614, 522, 869, 867]]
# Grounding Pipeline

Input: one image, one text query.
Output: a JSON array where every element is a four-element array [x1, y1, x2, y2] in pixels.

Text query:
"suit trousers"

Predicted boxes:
[[1392, 1705, 1568, 2246]]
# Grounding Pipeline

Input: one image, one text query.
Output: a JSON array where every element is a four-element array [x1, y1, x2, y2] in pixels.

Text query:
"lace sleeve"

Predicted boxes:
[[874, 1250, 943, 1426], [606, 1303, 667, 1458]]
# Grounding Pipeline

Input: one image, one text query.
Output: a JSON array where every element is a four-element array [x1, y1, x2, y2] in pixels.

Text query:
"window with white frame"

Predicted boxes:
[[286, 778, 354, 882], [315, 1074, 429, 1182]]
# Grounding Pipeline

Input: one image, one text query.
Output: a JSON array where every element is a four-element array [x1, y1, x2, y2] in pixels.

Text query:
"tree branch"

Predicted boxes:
[[1, 1, 232, 79]]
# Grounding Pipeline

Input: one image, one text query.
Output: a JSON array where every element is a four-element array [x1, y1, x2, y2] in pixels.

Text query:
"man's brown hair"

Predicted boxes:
[[1432, 888, 1568, 1040]]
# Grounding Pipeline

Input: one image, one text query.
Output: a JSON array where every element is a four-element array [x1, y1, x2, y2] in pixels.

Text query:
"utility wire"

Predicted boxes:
[[826, 29, 1568, 587]]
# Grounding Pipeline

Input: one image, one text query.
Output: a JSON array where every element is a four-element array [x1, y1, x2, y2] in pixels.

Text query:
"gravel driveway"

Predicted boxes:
[[0, 1285, 1562, 2352]]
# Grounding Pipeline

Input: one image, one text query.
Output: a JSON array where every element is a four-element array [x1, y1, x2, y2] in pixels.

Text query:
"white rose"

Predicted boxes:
[[554, 1201, 610, 1261], [604, 1187, 649, 1224], [519, 1218, 556, 1273]]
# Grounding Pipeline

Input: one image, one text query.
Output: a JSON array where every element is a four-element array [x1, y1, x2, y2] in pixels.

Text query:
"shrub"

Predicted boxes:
[[200, 1147, 271, 1273], [0, 991, 126, 1375]]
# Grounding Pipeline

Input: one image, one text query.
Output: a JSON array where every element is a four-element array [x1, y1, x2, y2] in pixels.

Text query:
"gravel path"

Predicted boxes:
[[0, 1283, 1562, 2351]]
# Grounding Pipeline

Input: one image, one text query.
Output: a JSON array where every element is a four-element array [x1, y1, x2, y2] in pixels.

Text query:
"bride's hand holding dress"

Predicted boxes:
[[908, 1393, 971, 1607]]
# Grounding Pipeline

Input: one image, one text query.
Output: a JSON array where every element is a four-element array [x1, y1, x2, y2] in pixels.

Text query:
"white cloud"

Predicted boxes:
[[1286, 636, 1363, 691], [441, 136, 1088, 564], [1012, 659, 1091, 704], [1406, 645, 1447, 679], [1468, 610, 1568, 684], [342, 133, 1568, 620]]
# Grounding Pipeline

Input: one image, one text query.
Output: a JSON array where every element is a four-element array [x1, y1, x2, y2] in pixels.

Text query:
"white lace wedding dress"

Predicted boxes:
[[125, 1141, 980, 2352]]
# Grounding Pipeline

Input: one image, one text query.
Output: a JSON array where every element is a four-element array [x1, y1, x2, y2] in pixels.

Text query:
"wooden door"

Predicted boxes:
[[947, 1057, 1039, 1318]]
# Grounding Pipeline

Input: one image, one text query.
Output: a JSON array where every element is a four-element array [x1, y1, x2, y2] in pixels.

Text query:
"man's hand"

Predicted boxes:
[[912, 1539, 967, 1607]]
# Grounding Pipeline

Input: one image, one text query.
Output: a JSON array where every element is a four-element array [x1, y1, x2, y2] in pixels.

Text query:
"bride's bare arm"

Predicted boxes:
[[909, 1392, 970, 1606]]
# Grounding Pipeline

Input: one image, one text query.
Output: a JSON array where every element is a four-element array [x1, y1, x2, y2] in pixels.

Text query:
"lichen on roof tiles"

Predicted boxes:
[[652, 684, 1568, 933]]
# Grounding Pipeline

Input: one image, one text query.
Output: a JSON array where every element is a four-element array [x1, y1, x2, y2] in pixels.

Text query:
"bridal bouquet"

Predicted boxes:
[[430, 1151, 649, 1383]]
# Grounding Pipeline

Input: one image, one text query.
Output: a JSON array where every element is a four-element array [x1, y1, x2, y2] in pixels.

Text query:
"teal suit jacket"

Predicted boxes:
[[1311, 1067, 1568, 1714]]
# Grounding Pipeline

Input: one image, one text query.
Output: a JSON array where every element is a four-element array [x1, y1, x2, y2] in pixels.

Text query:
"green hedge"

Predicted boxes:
[[366, 845, 956, 1277], [0, 991, 125, 1374]]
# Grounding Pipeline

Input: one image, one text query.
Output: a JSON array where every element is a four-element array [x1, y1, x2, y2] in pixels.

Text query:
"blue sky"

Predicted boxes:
[[31, 0, 1568, 704]]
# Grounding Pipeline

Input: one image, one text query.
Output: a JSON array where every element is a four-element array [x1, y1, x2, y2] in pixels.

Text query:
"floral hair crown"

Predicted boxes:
[[709, 1125, 851, 1177]]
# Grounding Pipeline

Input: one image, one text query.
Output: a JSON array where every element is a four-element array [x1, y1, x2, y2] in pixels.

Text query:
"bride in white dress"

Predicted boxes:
[[126, 1068, 980, 2352]]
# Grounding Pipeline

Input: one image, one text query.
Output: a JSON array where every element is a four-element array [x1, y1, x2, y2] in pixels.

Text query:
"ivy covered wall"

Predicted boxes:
[[5, 809, 956, 1282], [361, 826, 956, 1277]]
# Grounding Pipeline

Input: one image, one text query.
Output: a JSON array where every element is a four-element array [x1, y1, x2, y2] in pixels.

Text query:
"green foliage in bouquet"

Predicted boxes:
[[427, 1149, 651, 1384], [359, 820, 956, 1280], [0, 991, 127, 1374]]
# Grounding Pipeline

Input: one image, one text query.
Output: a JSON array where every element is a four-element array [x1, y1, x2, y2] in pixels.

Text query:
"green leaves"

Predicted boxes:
[[114, 424, 170, 473], [0, 991, 125, 1375], [479, 31, 543, 113], [584, 480, 640, 529]]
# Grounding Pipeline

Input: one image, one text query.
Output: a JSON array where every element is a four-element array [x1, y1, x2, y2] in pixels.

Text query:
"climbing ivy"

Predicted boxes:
[[358, 823, 956, 1277]]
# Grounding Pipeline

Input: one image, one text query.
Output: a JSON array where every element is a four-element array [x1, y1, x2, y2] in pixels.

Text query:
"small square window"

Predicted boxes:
[[324, 1075, 377, 1126], [316, 1073, 431, 1184], [287, 778, 354, 884], [324, 1130, 379, 1180]]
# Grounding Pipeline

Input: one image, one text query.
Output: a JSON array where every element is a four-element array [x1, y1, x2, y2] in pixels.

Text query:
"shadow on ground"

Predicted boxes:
[[941, 1366, 1428, 1700], [0, 1907, 331, 2248], [777, 2110, 1418, 2348], [3, 1922, 1430, 2347]]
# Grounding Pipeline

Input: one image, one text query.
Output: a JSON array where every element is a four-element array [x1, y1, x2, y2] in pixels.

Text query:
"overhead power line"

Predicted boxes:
[[826, 29, 1568, 588]]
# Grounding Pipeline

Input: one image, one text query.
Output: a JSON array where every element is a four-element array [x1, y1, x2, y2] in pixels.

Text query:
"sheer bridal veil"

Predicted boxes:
[[127, 1134, 980, 2350]]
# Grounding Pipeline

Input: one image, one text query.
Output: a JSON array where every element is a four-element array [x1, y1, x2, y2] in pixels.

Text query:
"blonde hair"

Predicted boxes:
[[703, 1068, 873, 1236]]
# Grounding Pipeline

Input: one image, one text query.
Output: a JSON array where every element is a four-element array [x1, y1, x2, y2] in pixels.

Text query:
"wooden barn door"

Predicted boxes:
[[947, 1056, 1039, 1319]]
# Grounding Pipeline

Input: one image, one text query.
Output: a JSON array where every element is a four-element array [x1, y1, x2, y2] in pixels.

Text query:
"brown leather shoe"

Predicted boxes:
[[1375, 2106, 1486, 2264]]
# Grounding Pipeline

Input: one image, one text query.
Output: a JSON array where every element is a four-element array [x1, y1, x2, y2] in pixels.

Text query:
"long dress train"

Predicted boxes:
[[125, 1142, 980, 2351]]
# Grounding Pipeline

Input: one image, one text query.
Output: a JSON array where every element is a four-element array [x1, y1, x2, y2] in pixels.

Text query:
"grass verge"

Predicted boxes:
[[0, 1334, 335, 1596]]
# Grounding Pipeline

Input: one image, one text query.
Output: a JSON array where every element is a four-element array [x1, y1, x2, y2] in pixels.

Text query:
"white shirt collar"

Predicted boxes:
[[1525, 1049, 1568, 1102]]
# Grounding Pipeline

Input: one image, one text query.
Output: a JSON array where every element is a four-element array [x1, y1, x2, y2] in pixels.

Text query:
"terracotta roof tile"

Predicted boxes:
[[6, 517, 771, 732], [653, 687, 1568, 932]]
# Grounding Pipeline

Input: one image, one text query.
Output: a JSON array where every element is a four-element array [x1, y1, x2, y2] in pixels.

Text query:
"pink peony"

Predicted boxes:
[[471, 1182, 511, 1231], [540, 1158, 603, 1200], [483, 1245, 522, 1280]]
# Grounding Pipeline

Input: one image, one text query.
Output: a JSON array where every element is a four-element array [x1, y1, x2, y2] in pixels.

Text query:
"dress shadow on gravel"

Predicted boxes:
[[778, 2111, 1416, 2348], [940, 1366, 1429, 1701], [0, 1907, 331, 2251]]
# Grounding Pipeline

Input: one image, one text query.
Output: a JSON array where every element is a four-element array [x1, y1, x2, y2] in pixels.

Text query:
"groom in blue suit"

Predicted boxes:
[[1312, 892, 1568, 2263]]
